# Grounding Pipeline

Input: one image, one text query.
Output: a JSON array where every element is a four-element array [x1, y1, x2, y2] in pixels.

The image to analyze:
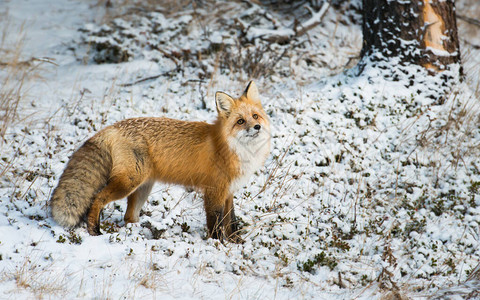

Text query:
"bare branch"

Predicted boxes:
[[119, 68, 179, 87], [238, 1, 330, 44], [457, 14, 480, 27], [296, 2, 330, 37]]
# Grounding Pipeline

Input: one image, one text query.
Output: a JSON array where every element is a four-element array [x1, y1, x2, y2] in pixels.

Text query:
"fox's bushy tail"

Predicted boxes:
[[50, 140, 112, 228]]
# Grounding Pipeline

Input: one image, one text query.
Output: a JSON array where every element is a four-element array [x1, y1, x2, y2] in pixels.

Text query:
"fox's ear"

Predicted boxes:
[[215, 92, 235, 117], [244, 81, 260, 104]]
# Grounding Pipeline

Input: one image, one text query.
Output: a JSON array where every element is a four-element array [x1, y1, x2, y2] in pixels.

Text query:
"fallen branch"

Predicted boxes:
[[236, 1, 330, 44], [119, 68, 179, 87], [457, 14, 480, 27], [296, 2, 330, 37], [462, 39, 480, 50]]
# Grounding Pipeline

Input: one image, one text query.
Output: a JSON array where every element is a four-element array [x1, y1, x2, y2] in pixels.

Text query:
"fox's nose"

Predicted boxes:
[[254, 124, 261, 130]]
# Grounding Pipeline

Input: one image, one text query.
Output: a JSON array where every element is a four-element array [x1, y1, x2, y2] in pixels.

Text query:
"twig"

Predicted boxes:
[[0, 56, 57, 68], [147, 42, 180, 67], [33, 57, 58, 66], [157, 47, 180, 67], [183, 79, 206, 84], [119, 68, 179, 87], [457, 14, 480, 27], [462, 39, 480, 50]]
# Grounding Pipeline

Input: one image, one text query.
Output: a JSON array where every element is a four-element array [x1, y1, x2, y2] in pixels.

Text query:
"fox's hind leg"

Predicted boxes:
[[124, 181, 154, 224], [87, 172, 146, 236]]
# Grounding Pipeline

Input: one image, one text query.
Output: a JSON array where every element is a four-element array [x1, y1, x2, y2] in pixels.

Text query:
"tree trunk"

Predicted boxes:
[[361, 0, 461, 74]]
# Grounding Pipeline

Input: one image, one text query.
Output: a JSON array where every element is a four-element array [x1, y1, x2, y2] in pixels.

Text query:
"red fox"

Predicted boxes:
[[50, 81, 270, 242]]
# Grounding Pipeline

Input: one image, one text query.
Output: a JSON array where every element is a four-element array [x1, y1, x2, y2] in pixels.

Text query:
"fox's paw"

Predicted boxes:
[[209, 228, 225, 242], [208, 228, 244, 244], [87, 224, 102, 236], [228, 233, 245, 244]]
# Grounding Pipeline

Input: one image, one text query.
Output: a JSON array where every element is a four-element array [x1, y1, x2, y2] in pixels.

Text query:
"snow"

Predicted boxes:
[[426, 46, 457, 57], [1, 0, 480, 299]]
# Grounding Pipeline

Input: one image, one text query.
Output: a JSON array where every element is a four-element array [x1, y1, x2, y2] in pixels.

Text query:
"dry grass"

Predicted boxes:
[[1, 253, 68, 298], [0, 15, 53, 142], [0, 20, 28, 141], [128, 251, 170, 294], [0, 13, 61, 207], [0, 16, 32, 190]]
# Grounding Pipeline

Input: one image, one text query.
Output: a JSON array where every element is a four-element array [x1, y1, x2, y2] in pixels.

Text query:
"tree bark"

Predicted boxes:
[[361, 0, 461, 74]]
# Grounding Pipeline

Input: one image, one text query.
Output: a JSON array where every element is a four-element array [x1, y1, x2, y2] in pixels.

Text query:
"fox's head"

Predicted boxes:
[[215, 81, 271, 156]]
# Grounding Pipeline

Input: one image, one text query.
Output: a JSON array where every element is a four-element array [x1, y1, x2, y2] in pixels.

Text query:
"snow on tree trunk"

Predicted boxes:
[[361, 0, 461, 74]]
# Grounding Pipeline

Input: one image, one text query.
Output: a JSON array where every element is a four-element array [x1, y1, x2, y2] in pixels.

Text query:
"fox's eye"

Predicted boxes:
[[237, 119, 245, 125], [253, 114, 258, 119]]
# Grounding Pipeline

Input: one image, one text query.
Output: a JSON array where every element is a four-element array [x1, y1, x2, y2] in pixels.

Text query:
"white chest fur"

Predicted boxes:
[[228, 132, 270, 194]]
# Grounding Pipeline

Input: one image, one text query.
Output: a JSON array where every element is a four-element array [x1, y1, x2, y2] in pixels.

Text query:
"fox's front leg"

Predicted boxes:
[[204, 189, 227, 241], [223, 195, 244, 243]]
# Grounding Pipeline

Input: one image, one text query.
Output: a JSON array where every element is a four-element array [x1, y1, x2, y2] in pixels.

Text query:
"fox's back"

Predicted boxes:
[[95, 117, 235, 188], [112, 117, 211, 144]]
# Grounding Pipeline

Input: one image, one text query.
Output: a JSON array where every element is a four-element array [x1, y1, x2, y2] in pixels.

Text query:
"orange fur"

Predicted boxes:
[[50, 81, 270, 242]]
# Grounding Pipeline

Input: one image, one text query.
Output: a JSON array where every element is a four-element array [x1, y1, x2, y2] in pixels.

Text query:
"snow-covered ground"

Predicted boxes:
[[1, 0, 480, 299]]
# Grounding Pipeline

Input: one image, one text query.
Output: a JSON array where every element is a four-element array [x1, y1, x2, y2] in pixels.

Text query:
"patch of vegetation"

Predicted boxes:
[[55, 231, 82, 244], [180, 222, 190, 233], [403, 218, 427, 236], [100, 220, 120, 234], [56, 235, 66, 243], [469, 181, 480, 207], [298, 251, 338, 273], [141, 221, 166, 239], [67, 230, 83, 244]]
